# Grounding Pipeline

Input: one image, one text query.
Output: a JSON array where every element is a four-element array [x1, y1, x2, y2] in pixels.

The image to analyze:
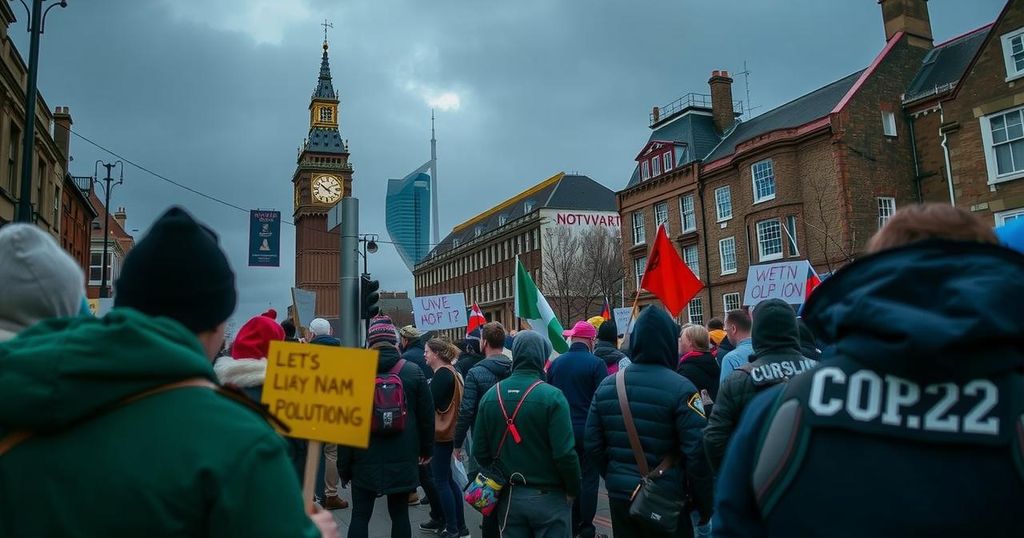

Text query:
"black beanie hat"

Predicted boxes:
[[597, 318, 618, 343], [751, 299, 800, 356], [114, 207, 236, 333]]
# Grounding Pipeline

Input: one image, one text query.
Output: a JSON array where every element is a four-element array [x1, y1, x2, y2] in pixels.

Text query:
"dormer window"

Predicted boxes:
[[641, 161, 650, 180], [663, 151, 673, 172], [498, 214, 508, 226], [474, 226, 483, 237], [524, 200, 536, 213], [652, 155, 661, 176], [453, 238, 460, 248]]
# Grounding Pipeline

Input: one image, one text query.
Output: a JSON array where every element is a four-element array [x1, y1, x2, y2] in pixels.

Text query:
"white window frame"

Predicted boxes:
[[634, 256, 647, 288], [784, 215, 799, 257], [652, 155, 661, 177], [715, 186, 732, 222], [723, 292, 741, 313], [632, 211, 646, 245], [663, 151, 673, 172], [877, 197, 896, 229], [683, 245, 699, 279], [452, 238, 460, 248], [654, 202, 669, 234], [881, 111, 897, 137], [980, 105, 1024, 185], [756, 219, 783, 262], [1000, 28, 1024, 81], [679, 194, 696, 232], [524, 200, 536, 213], [641, 161, 650, 181], [995, 207, 1024, 226], [498, 214, 508, 226], [719, 236, 737, 275], [751, 160, 776, 204], [687, 298, 704, 326]]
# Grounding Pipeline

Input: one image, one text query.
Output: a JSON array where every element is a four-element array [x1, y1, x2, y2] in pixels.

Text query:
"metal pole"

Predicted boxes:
[[15, 0, 43, 222], [339, 197, 360, 348], [99, 168, 112, 298]]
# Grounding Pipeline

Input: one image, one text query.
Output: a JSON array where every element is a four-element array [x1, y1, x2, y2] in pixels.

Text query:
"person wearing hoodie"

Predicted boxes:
[[0, 207, 334, 538], [714, 204, 1024, 537], [594, 318, 627, 376], [586, 307, 714, 537], [796, 318, 821, 361], [704, 299, 814, 471], [339, 315, 434, 538], [677, 324, 721, 402], [472, 330, 581, 538], [0, 224, 87, 342]]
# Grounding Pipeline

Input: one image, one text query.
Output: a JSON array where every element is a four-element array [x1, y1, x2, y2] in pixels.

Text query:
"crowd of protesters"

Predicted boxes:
[[0, 202, 1022, 537]]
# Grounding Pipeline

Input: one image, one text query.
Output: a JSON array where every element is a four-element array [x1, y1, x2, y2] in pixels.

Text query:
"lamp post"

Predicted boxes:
[[94, 160, 123, 299], [13, 0, 67, 222], [357, 233, 379, 275]]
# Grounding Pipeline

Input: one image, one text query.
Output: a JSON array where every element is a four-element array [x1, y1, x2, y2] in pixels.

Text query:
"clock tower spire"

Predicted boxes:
[[293, 24, 352, 319]]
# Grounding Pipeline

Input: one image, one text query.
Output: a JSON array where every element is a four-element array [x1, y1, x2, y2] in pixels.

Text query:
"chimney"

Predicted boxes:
[[53, 106, 72, 171], [879, 0, 933, 47], [651, 106, 660, 124], [709, 70, 735, 134], [113, 207, 127, 230]]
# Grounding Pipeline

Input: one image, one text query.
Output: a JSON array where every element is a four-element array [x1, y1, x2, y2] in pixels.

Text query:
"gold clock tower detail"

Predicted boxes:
[[293, 32, 352, 319]]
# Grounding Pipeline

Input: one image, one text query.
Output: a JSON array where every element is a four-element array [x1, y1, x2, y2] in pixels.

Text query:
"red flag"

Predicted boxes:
[[600, 298, 611, 321], [467, 302, 486, 334], [805, 263, 821, 302], [640, 225, 704, 317]]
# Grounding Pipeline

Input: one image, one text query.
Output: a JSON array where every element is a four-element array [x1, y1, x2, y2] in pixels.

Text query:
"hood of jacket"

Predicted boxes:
[[510, 330, 551, 375], [594, 340, 626, 365], [751, 298, 801, 358], [213, 356, 266, 388], [310, 334, 341, 347], [0, 308, 216, 432], [804, 240, 1024, 380], [0, 224, 85, 337], [373, 344, 402, 372], [629, 307, 680, 369], [476, 353, 513, 377]]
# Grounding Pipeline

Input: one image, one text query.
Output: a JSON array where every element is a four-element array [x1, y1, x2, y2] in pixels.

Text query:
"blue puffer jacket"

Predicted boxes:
[[584, 307, 714, 519]]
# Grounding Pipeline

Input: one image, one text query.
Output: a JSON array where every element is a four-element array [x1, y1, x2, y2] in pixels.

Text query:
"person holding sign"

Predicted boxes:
[[422, 339, 469, 538], [339, 315, 435, 538]]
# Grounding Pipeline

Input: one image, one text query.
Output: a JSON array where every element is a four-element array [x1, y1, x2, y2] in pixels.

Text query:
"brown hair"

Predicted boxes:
[[481, 321, 506, 351], [867, 203, 999, 254], [682, 324, 711, 352], [426, 338, 460, 364], [725, 309, 752, 333]]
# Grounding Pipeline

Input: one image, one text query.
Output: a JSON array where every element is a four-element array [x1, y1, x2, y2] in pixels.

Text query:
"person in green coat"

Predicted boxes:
[[0, 207, 333, 538], [472, 330, 581, 538]]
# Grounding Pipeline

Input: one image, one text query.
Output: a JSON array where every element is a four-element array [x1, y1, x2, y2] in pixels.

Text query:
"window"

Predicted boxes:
[[498, 214, 508, 226], [52, 185, 60, 227], [634, 256, 647, 288], [881, 111, 897, 137], [679, 194, 696, 232], [683, 245, 699, 279], [89, 252, 113, 285], [524, 200, 536, 213], [474, 226, 483, 238], [723, 293, 741, 313], [1000, 29, 1024, 79], [632, 211, 646, 245], [981, 106, 1024, 183], [719, 237, 737, 274], [784, 215, 799, 256], [751, 160, 776, 203], [663, 151, 673, 172], [641, 161, 650, 181], [319, 107, 333, 122], [877, 197, 896, 229], [453, 238, 460, 248], [654, 202, 669, 233], [7, 122, 18, 195], [996, 207, 1024, 225], [652, 155, 661, 177], [715, 186, 732, 221], [756, 219, 783, 261], [687, 298, 704, 326]]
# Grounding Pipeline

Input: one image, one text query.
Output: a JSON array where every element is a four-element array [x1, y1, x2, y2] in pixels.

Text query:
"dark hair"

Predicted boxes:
[[481, 322, 506, 351], [426, 338, 460, 364], [725, 309, 751, 333], [280, 319, 296, 339], [707, 317, 724, 331], [867, 203, 998, 254]]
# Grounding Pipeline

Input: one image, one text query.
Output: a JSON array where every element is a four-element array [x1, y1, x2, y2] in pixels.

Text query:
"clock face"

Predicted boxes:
[[312, 174, 343, 204]]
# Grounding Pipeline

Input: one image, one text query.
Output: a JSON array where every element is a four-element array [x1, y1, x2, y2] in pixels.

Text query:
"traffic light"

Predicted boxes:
[[360, 274, 381, 319]]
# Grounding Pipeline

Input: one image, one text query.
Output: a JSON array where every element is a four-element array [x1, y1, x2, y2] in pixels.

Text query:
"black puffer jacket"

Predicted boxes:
[[593, 341, 626, 375], [584, 307, 713, 520], [338, 345, 434, 494], [676, 350, 720, 401], [454, 354, 512, 448]]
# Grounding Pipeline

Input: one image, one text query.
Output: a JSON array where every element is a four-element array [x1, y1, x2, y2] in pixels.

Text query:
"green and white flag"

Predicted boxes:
[[515, 257, 568, 353]]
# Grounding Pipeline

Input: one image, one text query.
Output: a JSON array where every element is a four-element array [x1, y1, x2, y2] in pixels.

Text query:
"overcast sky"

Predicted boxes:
[[15, 0, 1004, 330]]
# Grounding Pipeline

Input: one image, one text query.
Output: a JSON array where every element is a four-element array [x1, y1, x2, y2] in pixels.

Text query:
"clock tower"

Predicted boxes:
[[293, 34, 352, 319]]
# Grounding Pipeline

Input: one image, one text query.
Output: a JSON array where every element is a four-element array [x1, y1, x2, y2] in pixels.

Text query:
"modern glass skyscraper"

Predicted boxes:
[[386, 165, 431, 271]]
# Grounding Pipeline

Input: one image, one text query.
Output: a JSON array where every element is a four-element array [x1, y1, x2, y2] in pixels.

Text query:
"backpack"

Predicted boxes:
[[372, 359, 407, 435]]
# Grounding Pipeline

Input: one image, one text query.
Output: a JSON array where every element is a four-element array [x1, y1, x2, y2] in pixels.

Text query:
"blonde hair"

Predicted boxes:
[[426, 338, 460, 364], [682, 324, 710, 352]]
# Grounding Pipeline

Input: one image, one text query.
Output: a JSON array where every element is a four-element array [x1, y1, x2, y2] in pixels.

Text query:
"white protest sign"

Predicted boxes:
[[413, 293, 468, 331], [612, 307, 633, 337], [291, 288, 317, 329], [742, 260, 817, 307]]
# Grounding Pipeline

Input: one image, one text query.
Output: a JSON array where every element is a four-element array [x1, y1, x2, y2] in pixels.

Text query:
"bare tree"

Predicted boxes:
[[542, 226, 623, 324], [580, 226, 624, 311], [805, 176, 855, 275]]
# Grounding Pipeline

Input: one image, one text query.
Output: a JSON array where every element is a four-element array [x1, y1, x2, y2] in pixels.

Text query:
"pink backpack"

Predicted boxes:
[[372, 359, 407, 434]]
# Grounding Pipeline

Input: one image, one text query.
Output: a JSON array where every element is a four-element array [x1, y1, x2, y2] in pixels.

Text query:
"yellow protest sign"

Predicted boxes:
[[262, 340, 379, 448]]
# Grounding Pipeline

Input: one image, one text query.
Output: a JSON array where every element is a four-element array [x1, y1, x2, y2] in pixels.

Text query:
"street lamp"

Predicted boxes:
[[94, 160, 123, 299], [13, 0, 67, 222], [357, 233, 378, 274]]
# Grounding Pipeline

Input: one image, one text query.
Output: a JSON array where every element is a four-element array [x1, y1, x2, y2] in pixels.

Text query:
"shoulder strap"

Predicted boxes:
[[389, 359, 406, 375], [0, 377, 218, 458], [617, 371, 675, 478], [494, 380, 543, 459]]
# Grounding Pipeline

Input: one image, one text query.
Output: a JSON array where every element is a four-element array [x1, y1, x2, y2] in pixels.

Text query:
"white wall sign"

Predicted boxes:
[[413, 293, 468, 331]]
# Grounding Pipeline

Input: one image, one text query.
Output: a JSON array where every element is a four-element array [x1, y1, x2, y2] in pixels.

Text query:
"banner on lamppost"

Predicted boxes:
[[249, 210, 281, 267]]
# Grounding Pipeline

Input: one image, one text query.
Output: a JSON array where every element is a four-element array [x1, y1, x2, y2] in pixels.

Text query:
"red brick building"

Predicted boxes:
[[619, 0, 935, 323], [86, 193, 134, 299]]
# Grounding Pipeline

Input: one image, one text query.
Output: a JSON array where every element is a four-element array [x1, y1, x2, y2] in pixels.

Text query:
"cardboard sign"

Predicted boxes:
[[413, 293, 468, 331], [612, 307, 633, 337], [742, 260, 818, 307], [261, 341, 379, 448], [291, 288, 317, 329]]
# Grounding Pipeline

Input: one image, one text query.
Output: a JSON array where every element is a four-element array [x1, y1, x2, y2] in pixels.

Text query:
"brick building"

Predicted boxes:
[[86, 195, 134, 299], [906, 0, 1024, 225], [415, 172, 619, 329], [619, 0, 935, 323]]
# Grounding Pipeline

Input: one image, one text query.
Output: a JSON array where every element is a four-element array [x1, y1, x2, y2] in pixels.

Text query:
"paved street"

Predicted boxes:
[[329, 482, 614, 537]]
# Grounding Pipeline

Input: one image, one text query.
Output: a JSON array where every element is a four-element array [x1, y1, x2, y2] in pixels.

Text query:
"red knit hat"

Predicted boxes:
[[231, 314, 285, 359]]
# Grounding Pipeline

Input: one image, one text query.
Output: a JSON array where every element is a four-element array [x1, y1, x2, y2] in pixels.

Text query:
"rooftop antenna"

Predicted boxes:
[[736, 60, 761, 119], [430, 109, 439, 245]]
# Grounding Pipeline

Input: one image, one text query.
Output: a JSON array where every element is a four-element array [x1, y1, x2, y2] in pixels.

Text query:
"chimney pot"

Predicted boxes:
[[53, 106, 73, 172], [709, 70, 736, 134]]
